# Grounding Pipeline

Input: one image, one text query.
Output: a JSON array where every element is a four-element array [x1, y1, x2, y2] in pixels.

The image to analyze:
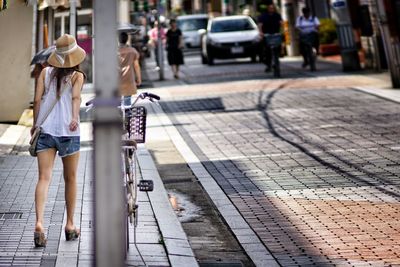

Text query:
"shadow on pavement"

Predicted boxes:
[[159, 86, 400, 266]]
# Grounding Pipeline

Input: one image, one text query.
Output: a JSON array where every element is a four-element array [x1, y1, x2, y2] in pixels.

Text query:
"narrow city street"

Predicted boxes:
[[2, 0, 400, 266], [145, 51, 400, 266]]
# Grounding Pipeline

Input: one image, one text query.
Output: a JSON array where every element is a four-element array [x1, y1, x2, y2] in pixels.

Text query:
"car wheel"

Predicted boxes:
[[207, 56, 214, 65]]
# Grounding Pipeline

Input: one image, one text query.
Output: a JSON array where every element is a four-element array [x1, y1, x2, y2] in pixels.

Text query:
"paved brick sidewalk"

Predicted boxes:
[[144, 53, 400, 266], [0, 102, 197, 266], [156, 86, 400, 266], [0, 151, 175, 266]]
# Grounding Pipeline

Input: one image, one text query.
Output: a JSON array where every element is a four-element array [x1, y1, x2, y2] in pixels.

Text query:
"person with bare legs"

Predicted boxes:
[[32, 34, 86, 247], [166, 19, 184, 79]]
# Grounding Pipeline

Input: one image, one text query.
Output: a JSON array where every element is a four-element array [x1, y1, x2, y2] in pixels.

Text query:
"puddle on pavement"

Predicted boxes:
[[168, 190, 202, 223]]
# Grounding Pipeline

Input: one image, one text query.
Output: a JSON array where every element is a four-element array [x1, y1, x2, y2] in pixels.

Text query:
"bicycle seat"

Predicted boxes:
[[121, 139, 137, 149]]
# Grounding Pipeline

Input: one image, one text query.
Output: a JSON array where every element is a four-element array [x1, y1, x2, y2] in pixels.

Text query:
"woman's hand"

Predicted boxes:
[[69, 118, 79, 132], [136, 77, 142, 87]]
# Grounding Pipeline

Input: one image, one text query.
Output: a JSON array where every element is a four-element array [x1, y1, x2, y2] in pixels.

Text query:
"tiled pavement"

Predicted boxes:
[[0, 150, 176, 266], [0, 100, 198, 266], [158, 87, 400, 266]]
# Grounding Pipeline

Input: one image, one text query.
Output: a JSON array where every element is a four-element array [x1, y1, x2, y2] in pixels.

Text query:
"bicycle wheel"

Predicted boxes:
[[121, 150, 130, 252], [125, 149, 137, 225], [123, 147, 138, 251], [273, 49, 280, 78]]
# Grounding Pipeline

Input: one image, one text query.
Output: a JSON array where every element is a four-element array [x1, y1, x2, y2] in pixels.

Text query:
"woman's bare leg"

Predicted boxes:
[[62, 152, 80, 231], [35, 149, 57, 233]]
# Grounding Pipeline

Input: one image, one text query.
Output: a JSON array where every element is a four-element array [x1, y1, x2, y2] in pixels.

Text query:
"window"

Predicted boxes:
[[177, 18, 208, 31], [210, 18, 255, 33]]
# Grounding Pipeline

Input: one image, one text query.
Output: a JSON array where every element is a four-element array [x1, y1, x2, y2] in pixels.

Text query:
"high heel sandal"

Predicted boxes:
[[34, 232, 47, 247], [65, 228, 80, 241]]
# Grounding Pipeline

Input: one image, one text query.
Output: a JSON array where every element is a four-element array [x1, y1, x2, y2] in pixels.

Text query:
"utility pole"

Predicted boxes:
[[375, 0, 400, 88], [93, 0, 126, 266], [155, 4, 164, 80], [282, 0, 299, 56], [330, 0, 361, 71], [222, 0, 227, 16], [69, 0, 77, 37]]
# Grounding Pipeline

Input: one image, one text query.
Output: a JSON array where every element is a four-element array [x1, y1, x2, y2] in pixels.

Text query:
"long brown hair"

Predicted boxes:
[[51, 65, 86, 99]]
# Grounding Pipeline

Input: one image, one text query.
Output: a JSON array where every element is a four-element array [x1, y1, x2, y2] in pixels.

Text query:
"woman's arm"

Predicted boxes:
[[69, 72, 84, 132], [134, 59, 142, 86], [31, 68, 46, 135]]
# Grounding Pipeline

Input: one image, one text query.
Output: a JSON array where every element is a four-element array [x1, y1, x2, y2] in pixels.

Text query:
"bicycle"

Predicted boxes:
[[300, 32, 317, 71], [86, 92, 160, 261], [264, 33, 283, 78]]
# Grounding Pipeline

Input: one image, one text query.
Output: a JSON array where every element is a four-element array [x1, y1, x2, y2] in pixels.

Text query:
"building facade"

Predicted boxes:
[[0, 1, 33, 122]]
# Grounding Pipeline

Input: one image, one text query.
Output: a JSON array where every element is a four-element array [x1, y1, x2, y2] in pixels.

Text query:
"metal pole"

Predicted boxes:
[[282, 0, 299, 56], [156, 4, 164, 80], [93, 0, 126, 266], [330, 0, 361, 71], [375, 0, 400, 88], [38, 10, 44, 51], [222, 0, 227, 16], [69, 0, 77, 36], [32, 1, 37, 57]]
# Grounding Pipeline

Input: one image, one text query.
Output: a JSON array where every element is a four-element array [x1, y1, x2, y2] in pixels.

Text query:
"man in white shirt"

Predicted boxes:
[[296, 7, 320, 68]]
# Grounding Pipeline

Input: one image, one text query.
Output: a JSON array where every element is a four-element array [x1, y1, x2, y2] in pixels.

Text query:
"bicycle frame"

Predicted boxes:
[[264, 33, 283, 78], [86, 92, 160, 261]]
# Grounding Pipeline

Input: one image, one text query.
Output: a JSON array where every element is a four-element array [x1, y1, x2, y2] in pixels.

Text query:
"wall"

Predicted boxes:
[[0, 1, 33, 122]]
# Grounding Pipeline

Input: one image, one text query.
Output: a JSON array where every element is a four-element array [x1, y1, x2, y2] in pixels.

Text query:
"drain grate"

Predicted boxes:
[[0, 212, 23, 219]]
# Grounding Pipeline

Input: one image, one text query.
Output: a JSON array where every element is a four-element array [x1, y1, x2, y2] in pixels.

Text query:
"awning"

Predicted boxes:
[[38, 0, 81, 10]]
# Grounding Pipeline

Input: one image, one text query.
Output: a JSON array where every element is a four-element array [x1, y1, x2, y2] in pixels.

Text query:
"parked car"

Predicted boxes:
[[200, 15, 261, 65], [177, 14, 208, 48]]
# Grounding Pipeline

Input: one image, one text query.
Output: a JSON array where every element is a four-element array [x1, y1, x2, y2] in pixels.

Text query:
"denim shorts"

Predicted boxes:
[[36, 133, 80, 157]]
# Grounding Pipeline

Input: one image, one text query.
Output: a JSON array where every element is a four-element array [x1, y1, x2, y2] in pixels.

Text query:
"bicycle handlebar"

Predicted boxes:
[[145, 93, 161, 101], [85, 92, 161, 108]]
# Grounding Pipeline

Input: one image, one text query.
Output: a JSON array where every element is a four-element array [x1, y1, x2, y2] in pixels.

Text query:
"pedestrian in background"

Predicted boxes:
[[148, 21, 166, 69], [296, 7, 320, 68], [32, 34, 86, 247], [166, 19, 184, 79], [258, 4, 283, 72], [118, 32, 142, 106]]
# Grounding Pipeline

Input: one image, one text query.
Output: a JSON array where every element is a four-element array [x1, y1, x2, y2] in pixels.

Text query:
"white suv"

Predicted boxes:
[[200, 15, 262, 65], [177, 14, 208, 48]]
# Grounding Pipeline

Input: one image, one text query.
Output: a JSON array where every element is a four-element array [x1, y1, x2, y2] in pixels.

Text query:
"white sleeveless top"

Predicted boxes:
[[35, 67, 80, 137]]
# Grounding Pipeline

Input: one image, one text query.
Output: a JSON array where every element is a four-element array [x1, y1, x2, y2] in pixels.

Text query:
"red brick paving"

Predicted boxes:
[[232, 194, 400, 266]]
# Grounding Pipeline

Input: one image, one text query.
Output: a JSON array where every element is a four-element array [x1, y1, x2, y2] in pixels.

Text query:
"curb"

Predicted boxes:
[[352, 86, 400, 104], [136, 145, 199, 267], [148, 103, 280, 267]]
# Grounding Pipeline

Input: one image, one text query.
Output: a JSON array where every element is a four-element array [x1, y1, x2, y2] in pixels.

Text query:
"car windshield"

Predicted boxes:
[[177, 18, 208, 32], [210, 18, 255, 33]]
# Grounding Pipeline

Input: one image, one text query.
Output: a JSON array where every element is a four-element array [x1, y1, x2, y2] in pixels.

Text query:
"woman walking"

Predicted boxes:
[[166, 19, 184, 79], [31, 34, 86, 247]]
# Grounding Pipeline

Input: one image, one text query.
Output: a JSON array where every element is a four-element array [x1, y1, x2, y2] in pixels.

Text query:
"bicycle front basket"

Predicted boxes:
[[264, 34, 283, 47], [126, 106, 147, 143]]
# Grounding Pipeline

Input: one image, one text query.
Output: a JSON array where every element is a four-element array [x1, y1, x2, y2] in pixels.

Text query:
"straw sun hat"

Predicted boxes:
[[47, 34, 86, 68]]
